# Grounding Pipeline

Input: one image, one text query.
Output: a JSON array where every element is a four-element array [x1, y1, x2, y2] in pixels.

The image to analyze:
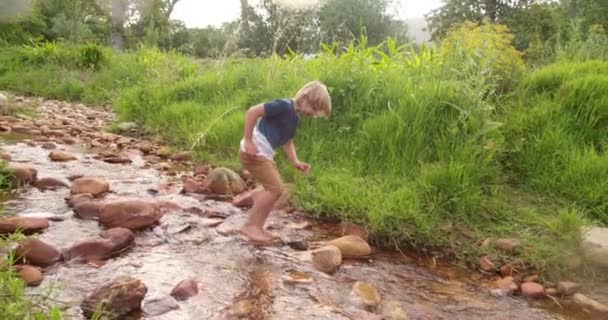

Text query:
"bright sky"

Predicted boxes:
[[173, 0, 442, 28]]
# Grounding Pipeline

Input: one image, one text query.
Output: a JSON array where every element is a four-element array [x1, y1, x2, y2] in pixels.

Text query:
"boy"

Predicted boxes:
[[239, 81, 332, 244]]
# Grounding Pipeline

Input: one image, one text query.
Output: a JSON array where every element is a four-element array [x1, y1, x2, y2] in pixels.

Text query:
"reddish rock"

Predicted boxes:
[[0, 217, 49, 235], [311, 245, 342, 274], [67, 193, 94, 207], [328, 235, 372, 258], [100, 228, 134, 251], [81, 277, 147, 319], [49, 150, 77, 162], [14, 238, 61, 267], [102, 156, 132, 164], [70, 177, 110, 196], [479, 256, 496, 272], [170, 280, 199, 301], [34, 177, 68, 191], [521, 282, 546, 299], [99, 200, 163, 230], [73, 201, 105, 219], [62, 239, 114, 262], [15, 265, 44, 286]]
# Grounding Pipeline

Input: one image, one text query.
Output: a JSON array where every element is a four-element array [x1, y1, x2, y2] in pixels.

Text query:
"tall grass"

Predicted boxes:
[[0, 23, 605, 274]]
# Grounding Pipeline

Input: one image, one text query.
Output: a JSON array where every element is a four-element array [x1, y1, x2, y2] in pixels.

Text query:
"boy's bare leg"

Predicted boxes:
[[240, 189, 281, 242]]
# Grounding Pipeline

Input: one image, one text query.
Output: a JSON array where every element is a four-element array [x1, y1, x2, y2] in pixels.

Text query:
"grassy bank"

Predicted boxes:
[[0, 24, 606, 277]]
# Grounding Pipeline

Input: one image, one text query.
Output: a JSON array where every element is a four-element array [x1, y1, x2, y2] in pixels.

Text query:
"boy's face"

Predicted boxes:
[[298, 100, 326, 118]]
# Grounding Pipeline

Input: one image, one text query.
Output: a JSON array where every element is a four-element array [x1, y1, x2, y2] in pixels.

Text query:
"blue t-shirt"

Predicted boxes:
[[257, 99, 300, 149]]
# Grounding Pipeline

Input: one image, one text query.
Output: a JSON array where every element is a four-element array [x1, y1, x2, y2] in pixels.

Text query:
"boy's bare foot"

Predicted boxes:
[[239, 225, 274, 242]]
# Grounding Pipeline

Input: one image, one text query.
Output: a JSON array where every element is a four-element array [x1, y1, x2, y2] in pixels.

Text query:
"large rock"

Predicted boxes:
[[170, 279, 199, 301], [70, 177, 110, 196], [572, 293, 608, 316], [328, 235, 372, 258], [311, 245, 342, 274], [49, 150, 77, 162], [73, 201, 105, 219], [62, 228, 134, 262], [99, 200, 163, 230], [10, 165, 38, 186], [203, 167, 246, 195], [15, 265, 44, 287], [351, 281, 382, 308], [581, 227, 608, 268], [0, 217, 49, 235], [521, 282, 545, 299], [34, 177, 68, 191], [14, 238, 61, 267], [81, 277, 147, 319]]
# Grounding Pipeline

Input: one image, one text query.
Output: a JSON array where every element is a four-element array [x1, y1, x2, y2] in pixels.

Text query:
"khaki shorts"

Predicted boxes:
[[239, 152, 282, 194]]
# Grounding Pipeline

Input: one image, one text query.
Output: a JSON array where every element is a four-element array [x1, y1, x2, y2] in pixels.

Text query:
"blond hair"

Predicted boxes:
[[295, 81, 332, 117]]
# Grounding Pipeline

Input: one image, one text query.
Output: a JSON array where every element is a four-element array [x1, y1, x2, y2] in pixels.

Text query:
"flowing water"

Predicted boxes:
[[0, 99, 598, 319]]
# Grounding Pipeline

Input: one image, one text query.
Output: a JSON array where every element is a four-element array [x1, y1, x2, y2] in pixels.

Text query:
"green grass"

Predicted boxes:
[[0, 36, 605, 278]]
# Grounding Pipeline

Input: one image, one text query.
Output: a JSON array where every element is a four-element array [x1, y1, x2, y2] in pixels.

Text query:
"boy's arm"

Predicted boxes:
[[283, 139, 299, 164], [243, 104, 264, 157], [283, 140, 311, 174]]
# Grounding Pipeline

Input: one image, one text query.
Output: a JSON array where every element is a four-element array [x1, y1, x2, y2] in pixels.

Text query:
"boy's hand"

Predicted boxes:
[[244, 140, 259, 159], [294, 161, 311, 175]]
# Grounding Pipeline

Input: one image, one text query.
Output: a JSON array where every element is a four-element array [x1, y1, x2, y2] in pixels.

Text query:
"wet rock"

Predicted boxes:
[[34, 177, 68, 191], [381, 301, 410, 320], [557, 281, 581, 296], [581, 226, 608, 268], [351, 281, 382, 308], [204, 167, 247, 195], [102, 156, 132, 164], [182, 178, 204, 194], [229, 299, 253, 317], [479, 256, 496, 272], [170, 279, 199, 301], [494, 276, 519, 295], [49, 150, 77, 162], [282, 271, 314, 285], [67, 193, 94, 207], [0, 217, 49, 235], [143, 296, 179, 317], [14, 238, 61, 267], [10, 165, 38, 186], [311, 245, 342, 274], [118, 122, 137, 132], [81, 277, 147, 319], [495, 238, 522, 253], [74, 201, 105, 219], [572, 293, 608, 315], [71, 177, 110, 196], [170, 151, 192, 162], [521, 282, 545, 298], [328, 235, 372, 258], [99, 200, 163, 230], [100, 227, 135, 251], [15, 265, 43, 286], [41, 142, 56, 150], [62, 239, 114, 262]]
